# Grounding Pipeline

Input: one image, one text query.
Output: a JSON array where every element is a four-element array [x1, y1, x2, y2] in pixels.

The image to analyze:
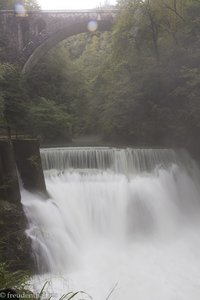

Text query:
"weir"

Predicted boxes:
[[22, 147, 200, 300], [40, 147, 192, 173]]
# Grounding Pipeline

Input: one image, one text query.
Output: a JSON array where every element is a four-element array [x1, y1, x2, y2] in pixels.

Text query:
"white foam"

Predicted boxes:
[[21, 148, 200, 299]]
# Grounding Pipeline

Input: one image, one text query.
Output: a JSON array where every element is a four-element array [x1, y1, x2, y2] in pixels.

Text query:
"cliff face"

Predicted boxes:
[[0, 139, 46, 272]]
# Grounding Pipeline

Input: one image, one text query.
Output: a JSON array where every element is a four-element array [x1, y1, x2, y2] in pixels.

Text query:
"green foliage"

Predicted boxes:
[[0, 265, 90, 300], [24, 0, 40, 10], [70, 0, 200, 147], [0, 64, 29, 134], [29, 97, 72, 143], [0, 262, 29, 290], [0, 37, 83, 141], [0, 0, 40, 10], [60, 291, 92, 300], [25, 44, 88, 138], [0, 0, 14, 10], [65, 32, 113, 134], [26, 46, 84, 108]]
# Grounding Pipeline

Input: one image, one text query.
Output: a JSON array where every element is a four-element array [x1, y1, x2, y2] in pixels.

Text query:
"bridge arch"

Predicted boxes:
[[0, 10, 116, 72], [22, 18, 113, 74]]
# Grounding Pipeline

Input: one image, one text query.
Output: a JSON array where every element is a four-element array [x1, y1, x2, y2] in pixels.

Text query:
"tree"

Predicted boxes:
[[0, 64, 29, 134], [0, 0, 15, 10], [29, 97, 72, 143], [24, 0, 40, 10], [75, 0, 200, 147], [0, 0, 40, 10], [25, 44, 88, 136]]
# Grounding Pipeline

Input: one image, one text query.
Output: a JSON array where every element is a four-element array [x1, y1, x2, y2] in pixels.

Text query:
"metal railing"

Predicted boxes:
[[0, 126, 36, 140]]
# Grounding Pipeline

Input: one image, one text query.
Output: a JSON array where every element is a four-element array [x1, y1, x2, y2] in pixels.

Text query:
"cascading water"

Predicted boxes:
[[21, 148, 200, 300]]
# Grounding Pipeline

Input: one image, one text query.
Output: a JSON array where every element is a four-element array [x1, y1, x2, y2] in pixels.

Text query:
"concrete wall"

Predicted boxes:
[[0, 139, 46, 271], [0, 140, 32, 271], [0, 140, 20, 203], [13, 139, 47, 196]]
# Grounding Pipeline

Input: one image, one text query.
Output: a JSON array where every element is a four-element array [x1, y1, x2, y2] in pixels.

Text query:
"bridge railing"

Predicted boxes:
[[0, 9, 118, 14], [0, 126, 37, 140]]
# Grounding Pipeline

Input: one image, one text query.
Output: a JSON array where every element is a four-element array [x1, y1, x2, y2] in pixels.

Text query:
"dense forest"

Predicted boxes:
[[0, 0, 200, 153]]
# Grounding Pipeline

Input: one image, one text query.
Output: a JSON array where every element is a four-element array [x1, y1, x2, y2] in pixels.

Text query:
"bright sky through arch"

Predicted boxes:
[[38, 0, 117, 10]]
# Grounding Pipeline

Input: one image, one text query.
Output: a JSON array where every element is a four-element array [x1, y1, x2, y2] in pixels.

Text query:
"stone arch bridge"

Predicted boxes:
[[0, 9, 117, 74]]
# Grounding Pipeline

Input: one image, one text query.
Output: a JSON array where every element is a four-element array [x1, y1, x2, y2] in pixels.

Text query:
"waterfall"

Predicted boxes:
[[21, 148, 200, 300], [40, 147, 187, 172]]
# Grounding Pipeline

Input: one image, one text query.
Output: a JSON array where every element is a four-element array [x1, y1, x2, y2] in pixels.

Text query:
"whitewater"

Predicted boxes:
[[21, 147, 200, 300]]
